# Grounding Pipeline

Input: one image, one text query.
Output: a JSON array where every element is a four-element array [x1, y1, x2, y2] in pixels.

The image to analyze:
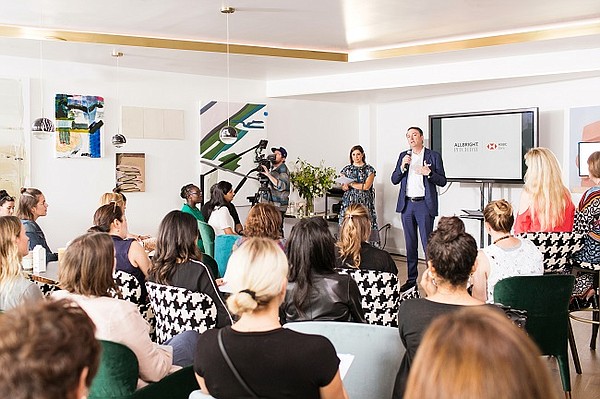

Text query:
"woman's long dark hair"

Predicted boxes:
[[286, 217, 336, 313], [201, 181, 232, 221], [149, 210, 202, 284]]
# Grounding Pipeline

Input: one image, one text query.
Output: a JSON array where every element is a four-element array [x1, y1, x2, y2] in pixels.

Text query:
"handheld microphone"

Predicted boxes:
[[402, 149, 412, 173]]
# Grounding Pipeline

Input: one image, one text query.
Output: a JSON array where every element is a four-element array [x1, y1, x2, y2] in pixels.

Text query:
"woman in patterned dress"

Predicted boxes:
[[338, 145, 378, 241]]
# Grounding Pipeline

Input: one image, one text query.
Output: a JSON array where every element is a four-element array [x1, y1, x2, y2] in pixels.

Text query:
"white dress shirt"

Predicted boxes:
[[406, 148, 425, 198]]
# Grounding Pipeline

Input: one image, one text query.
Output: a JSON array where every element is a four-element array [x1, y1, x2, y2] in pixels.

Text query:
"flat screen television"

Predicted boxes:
[[429, 107, 538, 184]]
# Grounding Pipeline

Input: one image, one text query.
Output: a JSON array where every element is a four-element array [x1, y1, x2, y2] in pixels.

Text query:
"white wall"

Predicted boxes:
[[371, 76, 600, 254], [0, 55, 359, 251]]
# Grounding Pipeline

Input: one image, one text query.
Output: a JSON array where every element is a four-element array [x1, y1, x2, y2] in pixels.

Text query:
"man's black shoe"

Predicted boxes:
[[400, 280, 416, 292]]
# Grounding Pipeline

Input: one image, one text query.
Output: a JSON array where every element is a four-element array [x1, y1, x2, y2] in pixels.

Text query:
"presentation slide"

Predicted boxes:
[[578, 142, 600, 176], [441, 114, 523, 180]]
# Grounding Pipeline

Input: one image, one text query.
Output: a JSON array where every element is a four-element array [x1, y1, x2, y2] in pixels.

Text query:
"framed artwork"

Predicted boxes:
[[55, 94, 104, 158], [116, 153, 145, 192]]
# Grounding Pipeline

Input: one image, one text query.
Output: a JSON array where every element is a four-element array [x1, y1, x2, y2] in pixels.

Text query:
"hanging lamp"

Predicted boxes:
[[218, 6, 238, 145], [111, 50, 126, 148]]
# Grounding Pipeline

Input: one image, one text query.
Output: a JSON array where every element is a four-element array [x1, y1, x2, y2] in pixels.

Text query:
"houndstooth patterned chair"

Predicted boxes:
[[146, 281, 218, 344], [336, 268, 401, 327], [516, 232, 585, 274], [28, 277, 58, 296], [113, 270, 156, 341]]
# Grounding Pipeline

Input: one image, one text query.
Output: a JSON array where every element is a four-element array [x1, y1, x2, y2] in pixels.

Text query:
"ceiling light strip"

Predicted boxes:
[[350, 21, 600, 62], [0, 24, 348, 62]]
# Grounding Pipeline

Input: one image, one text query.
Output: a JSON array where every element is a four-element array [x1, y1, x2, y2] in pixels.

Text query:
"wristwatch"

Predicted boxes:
[[427, 171, 432, 178]]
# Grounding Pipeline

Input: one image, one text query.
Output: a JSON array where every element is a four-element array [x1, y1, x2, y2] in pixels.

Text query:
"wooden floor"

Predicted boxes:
[[391, 254, 600, 399]]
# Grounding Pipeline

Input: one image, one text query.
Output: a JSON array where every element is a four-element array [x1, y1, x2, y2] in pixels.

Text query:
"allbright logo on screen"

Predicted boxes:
[[453, 142, 478, 152], [486, 142, 508, 151]]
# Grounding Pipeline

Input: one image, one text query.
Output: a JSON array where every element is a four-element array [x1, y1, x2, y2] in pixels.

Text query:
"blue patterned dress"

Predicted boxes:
[[338, 163, 378, 232]]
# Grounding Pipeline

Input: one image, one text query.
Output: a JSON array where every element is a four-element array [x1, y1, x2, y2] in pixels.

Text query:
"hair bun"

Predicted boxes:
[[435, 216, 465, 242], [20, 187, 27, 194]]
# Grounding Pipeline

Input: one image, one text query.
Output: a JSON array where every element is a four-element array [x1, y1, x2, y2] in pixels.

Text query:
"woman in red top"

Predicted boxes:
[[514, 147, 574, 234]]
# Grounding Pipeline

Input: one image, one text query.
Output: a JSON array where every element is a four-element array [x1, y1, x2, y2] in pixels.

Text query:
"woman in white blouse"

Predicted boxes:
[[52, 232, 199, 386], [472, 199, 543, 303], [201, 181, 237, 236]]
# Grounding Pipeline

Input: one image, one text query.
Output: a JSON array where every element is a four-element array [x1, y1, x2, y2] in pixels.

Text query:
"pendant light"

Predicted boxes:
[[31, 7, 54, 139], [218, 6, 238, 145], [111, 50, 126, 148]]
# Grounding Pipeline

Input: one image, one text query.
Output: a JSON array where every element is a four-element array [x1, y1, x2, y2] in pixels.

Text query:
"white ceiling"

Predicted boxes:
[[1, 0, 600, 101]]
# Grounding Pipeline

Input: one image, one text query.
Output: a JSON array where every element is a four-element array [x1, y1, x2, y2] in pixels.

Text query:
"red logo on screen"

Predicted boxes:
[[486, 143, 498, 150]]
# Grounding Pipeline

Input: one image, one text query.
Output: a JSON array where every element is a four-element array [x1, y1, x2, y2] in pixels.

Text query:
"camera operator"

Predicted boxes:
[[259, 147, 290, 231]]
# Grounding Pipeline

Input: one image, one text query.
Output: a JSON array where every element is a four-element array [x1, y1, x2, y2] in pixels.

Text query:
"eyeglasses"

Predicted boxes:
[[189, 191, 201, 196]]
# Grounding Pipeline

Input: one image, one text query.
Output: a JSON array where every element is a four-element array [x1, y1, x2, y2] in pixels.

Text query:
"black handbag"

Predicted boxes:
[[495, 303, 528, 330], [218, 329, 264, 399]]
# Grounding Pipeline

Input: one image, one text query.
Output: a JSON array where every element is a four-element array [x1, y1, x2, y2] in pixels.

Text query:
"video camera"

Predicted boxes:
[[253, 139, 276, 177]]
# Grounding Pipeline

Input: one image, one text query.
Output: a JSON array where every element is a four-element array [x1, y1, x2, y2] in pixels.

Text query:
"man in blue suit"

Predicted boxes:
[[391, 127, 447, 291]]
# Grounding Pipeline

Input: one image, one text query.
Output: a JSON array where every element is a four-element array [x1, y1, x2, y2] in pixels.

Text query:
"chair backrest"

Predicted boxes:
[[113, 270, 156, 341], [214, 234, 238, 278], [198, 221, 215, 258], [113, 270, 143, 305], [285, 321, 403, 399], [89, 340, 139, 399], [493, 274, 575, 355], [146, 281, 217, 344], [516, 232, 584, 273], [335, 268, 400, 327]]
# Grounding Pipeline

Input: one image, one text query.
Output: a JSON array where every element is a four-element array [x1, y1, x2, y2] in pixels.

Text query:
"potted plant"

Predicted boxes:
[[289, 158, 336, 216]]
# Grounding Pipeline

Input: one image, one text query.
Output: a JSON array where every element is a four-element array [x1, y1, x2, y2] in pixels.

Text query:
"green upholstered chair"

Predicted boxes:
[[89, 340, 199, 399], [285, 321, 403, 399], [493, 275, 575, 399], [214, 234, 238, 278], [198, 222, 215, 258], [201, 253, 219, 281]]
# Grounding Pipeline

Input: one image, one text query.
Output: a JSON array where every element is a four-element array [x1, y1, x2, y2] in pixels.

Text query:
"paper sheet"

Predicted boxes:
[[335, 176, 354, 185], [337, 353, 355, 379]]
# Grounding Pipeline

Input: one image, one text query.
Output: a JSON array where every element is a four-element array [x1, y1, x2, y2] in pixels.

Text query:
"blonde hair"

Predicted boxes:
[[405, 307, 560, 399], [483, 199, 514, 233], [99, 192, 125, 209], [523, 147, 572, 230], [226, 238, 288, 316], [588, 151, 600, 179], [337, 204, 371, 268], [0, 216, 24, 287]]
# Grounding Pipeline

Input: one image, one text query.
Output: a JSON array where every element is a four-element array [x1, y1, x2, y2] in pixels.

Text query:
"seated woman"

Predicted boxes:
[[336, 204, 397, 273], [0, 216, 43, 310], [515, 147, 575, 234], [0, 190, 15, 216], [392, 216, 484, 399], [91, 203, 151, 298], [99, 190, 151, 244], [201, 181, 238, 236], [0, 299, 101, 399], [472, 200, 543, 303], [16, 187, 57, 262], [282, 217, 365, 323], [194, 238, 348, 399], [180, 183, 205, 252], [149, 210, 232, 328], [232, 203, 285, 251], [405, 307, 560, 399], [52, 232, 199, 385]]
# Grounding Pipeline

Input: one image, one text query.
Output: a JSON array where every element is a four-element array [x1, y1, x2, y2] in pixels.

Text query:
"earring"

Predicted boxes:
[[467, 274, 473, 289], [432, 278, 437, 287]]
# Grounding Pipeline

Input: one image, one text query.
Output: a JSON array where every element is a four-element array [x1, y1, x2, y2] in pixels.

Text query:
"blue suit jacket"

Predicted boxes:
[[391, 148, 447, 217]]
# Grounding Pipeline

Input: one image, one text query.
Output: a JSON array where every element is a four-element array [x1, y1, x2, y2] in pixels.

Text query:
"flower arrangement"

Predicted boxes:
[[289, 158, 336, 215]]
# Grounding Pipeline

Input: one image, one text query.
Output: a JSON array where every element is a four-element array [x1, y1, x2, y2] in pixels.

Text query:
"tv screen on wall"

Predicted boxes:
[[429, 107, 538, 184]]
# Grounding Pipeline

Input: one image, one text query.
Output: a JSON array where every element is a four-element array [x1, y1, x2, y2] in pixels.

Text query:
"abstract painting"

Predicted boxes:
[[200, 101, 267, 172], [55, 94, 104, 158], [116, 153, 145, 192]]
